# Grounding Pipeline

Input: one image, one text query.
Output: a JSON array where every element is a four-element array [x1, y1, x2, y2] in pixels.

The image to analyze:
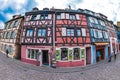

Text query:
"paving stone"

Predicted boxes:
[[0, 53, 120, 80]]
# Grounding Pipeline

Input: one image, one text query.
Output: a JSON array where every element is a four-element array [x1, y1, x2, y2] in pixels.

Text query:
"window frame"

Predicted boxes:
[[67, 28, 74, 36], [27, 49, 39, 60], [37, 28, 47, 37], [10, 31, 15, 39], [26, 29, 34, 37]]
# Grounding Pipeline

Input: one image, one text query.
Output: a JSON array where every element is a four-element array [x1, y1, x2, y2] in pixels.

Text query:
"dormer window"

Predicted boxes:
[[40, 14, 50, 20], [70, 14, 75, 20], [31, 15, 37, 20]]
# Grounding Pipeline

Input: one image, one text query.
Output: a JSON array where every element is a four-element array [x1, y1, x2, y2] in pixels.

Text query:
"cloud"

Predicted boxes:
[[76, 0, 120, 24], [0, 0, 120, 25], [0, 0, 28, 21], [0, 21, 5, 29], [35, 0, 83, 9]]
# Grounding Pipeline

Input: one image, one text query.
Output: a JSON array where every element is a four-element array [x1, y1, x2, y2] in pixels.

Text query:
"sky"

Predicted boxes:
[[0, 0, 120, 29]]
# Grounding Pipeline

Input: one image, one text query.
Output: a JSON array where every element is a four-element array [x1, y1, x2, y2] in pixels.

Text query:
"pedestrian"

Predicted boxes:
[[6, 49, 9, 57], [113, 48, 117, 61], [108, 54, 112, 62]]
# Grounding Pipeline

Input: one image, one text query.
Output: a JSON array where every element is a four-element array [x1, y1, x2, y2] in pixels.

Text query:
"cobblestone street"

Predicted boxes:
[[0, 53, 120, 80]]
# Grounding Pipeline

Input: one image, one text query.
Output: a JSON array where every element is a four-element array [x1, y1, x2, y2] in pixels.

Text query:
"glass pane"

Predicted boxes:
[[56, 49, 60, 60], [27, 49, 30, 58], [74, 48, 80, 60], [42, 29, 46, 36], [61, 48, 68, 60], [77, 30, 81, 36], [57, 15, 61, 19], [38, 29, 41, 36], [31, 49, 34, 59], [27, 29, 33, 37]]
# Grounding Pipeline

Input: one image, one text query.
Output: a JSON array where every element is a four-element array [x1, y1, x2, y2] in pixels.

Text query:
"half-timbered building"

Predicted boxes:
[[54, 8, 91, 67], [21, 8, 54, 66], [117, 22, 120, 52], [86, 9, 110, 64], [21, 8, 91, 67], [21, 7, 117, 67], [106, 21, 118, 56], [0, 15, 24, 59]]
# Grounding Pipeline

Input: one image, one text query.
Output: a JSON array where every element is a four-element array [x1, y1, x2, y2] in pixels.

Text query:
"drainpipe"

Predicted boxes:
[[52, 12, 56, 68]]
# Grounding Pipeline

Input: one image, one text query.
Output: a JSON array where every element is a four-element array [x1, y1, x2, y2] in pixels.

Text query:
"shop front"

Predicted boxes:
[[55, 47, 86, 67], [21, 45, 52, 66]]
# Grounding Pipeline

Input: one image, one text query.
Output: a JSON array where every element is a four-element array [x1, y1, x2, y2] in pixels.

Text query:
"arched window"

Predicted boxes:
[[6, 32, 10, 39], [61, 48, 68, 60], [4, 32, 7, 39], [9, 46, 13, 54], [11, 31, 15, 39]]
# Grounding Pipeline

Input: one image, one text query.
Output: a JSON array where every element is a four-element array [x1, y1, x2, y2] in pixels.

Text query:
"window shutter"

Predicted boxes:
[[61, 13, 65, 19], [93, 29, 96, 38], [56, 48, 61, 60], [68, 48, 73, 60], [36, 15, 40, 20], [76, 14, 79, 20], [62, 28, 66, 36], [81, 28, 86, 36], [66, 13, 69, 19], [48, 14, 51, 19]]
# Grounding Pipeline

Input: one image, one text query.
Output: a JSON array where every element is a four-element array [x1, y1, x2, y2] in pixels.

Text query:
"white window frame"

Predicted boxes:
[[62, 28, 66, 36], [48, 14, 52, 19], [61, 13, 65, 19], [66, 13, 69, 19], [26, 49, 39, 60], [81, 28, 86, 36], [76, 14, 79, 20]]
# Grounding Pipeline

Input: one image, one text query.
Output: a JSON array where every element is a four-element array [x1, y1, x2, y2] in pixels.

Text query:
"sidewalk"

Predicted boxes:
[[1, 52, 119, 73]]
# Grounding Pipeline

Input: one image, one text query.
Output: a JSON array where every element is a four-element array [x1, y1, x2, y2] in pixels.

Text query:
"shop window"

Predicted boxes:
[[26, 29, 33, 37], [9, 46, 13, 54], [37, 29, 46, 37], [27, 49, 39, 59], [61, 48, 68, 60], [73, 48, 80, 60], [67, 28, 74, 36]]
